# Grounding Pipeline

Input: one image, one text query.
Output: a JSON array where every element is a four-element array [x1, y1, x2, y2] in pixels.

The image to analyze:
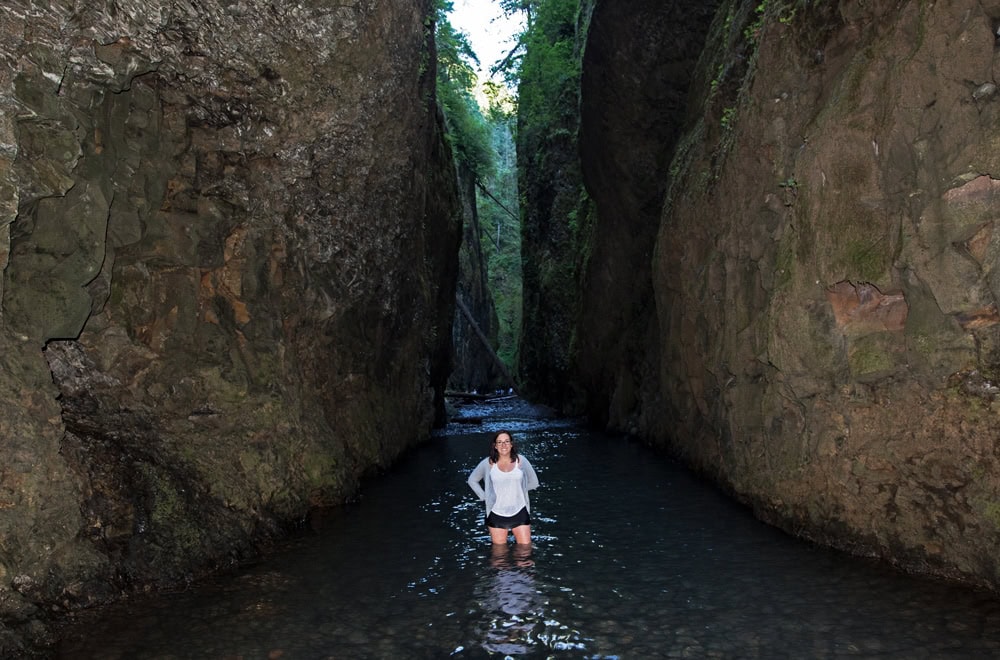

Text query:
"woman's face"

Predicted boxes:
[[495, 433, 513, 456]]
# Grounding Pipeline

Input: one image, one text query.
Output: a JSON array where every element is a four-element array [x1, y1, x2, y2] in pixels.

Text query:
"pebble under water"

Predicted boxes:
[[57, 398, 1000, 658]]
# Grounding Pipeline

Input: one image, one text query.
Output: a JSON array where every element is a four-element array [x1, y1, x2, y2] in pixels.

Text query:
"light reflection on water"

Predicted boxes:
[[473, 544, 547, 655], [57, 400, 1000, 658]]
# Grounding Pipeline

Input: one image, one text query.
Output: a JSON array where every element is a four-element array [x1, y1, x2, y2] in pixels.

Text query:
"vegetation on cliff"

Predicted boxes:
[[437, 0, 596, 394], [477, 102, 523, 370], [506, 0, 595, 409], [437, 2, 524, 383], [435, 5, 495, 180]]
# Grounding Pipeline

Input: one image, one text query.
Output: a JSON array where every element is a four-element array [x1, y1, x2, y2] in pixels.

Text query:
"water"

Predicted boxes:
[[56, 398, 1000, 658]]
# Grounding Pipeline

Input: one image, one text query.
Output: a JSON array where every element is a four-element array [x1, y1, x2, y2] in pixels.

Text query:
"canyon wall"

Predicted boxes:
[[578, 0, 719, 431], [450, 164, 504, 394], [568, 0, 1000, 589], [516, 0, 595, 411], [0, 0, 460, 652]]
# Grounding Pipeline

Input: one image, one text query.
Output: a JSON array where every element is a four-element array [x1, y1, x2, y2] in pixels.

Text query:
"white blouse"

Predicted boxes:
[[489, 461, 527, 516]]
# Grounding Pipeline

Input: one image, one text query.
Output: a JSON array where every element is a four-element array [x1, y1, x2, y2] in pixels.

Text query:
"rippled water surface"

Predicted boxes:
[[57, 399, 1000, 658]]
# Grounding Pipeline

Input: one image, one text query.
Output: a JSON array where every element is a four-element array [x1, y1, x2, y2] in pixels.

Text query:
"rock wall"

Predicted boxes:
[[516, 0, 596, 411], [0, 0, 460, 652], [577, 0, 719, 431], [576, 0, 1000, 589], [450, 164, 503, 394]]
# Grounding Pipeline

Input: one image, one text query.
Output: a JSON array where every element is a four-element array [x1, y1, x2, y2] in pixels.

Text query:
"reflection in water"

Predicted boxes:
[[479, 544, 541, 654]]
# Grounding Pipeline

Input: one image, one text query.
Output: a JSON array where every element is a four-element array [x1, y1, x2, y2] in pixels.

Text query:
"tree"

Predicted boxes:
[[435, 4, 494, 179]]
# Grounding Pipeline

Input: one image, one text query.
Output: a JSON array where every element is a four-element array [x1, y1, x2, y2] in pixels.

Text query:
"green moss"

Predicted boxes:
[[746, 2, 767, 42], [720, 106, 737, 131], [773, 235, 795, 291], [196, 366, 250, 404], [981, 500, 1000, 530], [300, 450, 341, 494], [142, 465, 203, 554], [908, 332, 935, 356], [238, 448, 263, 473], [710, 61, 727, 96], [249, 350, 282, 386], [843, 237, 889, 282], [848, 335, 895, 380], [722, 3, 735, 34]]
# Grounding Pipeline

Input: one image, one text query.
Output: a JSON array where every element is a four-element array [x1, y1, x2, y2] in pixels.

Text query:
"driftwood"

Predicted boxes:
[[445, 391, 517, 401]]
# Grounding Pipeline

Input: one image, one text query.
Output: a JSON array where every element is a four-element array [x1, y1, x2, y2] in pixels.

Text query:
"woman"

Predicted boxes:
[[467, 430, 539, 544]]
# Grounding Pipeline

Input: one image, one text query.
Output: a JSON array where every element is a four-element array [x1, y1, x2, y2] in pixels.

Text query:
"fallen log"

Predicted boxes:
[[454, 295, 518, 389], [445, 391, 517, 401]]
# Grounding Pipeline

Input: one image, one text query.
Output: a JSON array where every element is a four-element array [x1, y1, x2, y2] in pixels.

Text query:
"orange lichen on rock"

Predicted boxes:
[[955, 305, 1000, 330], [959, 222, 993, 265], [825, 280, 908, 335], [941, 175, 1000, 206]]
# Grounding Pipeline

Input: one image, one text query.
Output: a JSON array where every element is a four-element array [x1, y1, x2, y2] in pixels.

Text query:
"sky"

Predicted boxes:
[[447, 0, 524, 83]]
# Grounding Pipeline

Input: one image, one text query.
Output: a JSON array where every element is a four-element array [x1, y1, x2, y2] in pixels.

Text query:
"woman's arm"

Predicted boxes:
[[467, 459, 488, 500], [520, 456, 539, 490]]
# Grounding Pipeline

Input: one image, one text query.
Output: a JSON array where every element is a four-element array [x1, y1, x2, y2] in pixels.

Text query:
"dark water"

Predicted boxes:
[[57, 399, 1000, 658]]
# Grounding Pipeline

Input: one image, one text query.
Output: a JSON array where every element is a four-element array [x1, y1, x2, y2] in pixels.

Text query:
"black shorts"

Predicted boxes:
[[486, 506, 530, 530]]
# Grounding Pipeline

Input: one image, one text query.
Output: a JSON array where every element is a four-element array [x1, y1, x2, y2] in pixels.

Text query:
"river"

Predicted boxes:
[[56, 397, 1000, 658]]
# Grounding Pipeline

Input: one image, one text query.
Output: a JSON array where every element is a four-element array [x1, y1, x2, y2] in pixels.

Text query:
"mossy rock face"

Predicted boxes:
[[977, 327, 1000, 382], [901, 271, 976, 380], [847, 333, 901, 382], [449, 168, 503, 394], [641, 0, 1000, 591], [766, 288, 845, 397], [1, 0, 460, 649]]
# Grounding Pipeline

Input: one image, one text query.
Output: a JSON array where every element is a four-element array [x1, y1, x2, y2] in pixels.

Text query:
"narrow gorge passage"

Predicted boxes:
[[5, 0, 1000, 654], [56, 399, 1000, 658]]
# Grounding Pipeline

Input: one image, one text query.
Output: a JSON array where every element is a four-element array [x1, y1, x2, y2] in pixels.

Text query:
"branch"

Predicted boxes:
[[475, 179, 519, 224], [489, 36, 525, 77]]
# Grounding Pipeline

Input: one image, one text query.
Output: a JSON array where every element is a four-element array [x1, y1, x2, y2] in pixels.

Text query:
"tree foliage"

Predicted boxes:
[[435, 0, 531, 377], [475, 105, 522, 368], [509, 0, 595, 408], [435, 3, 494, 179], [516, 0, 581, 142], [435, 0, 587, 394]]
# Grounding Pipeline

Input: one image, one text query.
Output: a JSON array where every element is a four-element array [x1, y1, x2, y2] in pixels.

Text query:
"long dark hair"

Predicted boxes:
[[488, 429, 519, 464]]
